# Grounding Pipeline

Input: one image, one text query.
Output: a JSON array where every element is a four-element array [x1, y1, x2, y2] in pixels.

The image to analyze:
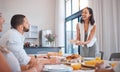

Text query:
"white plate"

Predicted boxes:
[[43, 64, 73, 72], [81, 62, 95, 68], [83, 57, 95, 61]]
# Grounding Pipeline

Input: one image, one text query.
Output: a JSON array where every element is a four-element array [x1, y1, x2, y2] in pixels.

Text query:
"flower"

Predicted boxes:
[[45, 33, 56, 42]]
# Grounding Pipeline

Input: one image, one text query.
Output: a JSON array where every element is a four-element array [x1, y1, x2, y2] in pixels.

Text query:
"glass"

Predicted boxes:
[[95, 52, 101, 59], [71, 63, 81, 70]]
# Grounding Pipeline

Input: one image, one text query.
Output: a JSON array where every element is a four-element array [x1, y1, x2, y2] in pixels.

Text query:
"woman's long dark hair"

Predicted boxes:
[[80, 7, 95, 25]]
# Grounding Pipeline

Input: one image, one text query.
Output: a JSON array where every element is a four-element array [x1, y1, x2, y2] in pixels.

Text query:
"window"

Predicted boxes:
[[65, 0, 89, 54], [72, 0, 79, 14], [66, 21, 72, 53], [65, 0, 71, 17]]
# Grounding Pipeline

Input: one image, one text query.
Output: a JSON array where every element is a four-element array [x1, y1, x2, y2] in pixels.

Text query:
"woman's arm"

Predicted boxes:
[[76, 23, 80, 41]]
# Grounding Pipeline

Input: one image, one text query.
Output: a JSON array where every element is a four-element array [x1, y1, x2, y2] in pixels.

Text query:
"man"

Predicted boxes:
[[0, 14, 31, 65], [0, 14, 59, 72]]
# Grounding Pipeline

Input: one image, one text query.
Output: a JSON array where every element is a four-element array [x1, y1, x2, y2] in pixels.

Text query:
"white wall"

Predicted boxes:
[[55, 0, 65, 47], [0, 0, 56, 45], [118, 0, 120, 51]]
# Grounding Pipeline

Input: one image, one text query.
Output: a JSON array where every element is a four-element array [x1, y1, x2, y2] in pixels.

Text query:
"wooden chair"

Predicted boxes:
[[109, 53, 120, 61]]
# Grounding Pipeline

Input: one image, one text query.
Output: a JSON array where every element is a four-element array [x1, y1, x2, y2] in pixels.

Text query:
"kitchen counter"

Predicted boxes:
[[24, 46, 62, 54]]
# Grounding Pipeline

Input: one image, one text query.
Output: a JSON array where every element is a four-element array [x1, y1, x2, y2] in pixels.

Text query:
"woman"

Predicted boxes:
[[0, 13, 21, 72], [76, 7, 97, 57], [0, 13, 12, 72]]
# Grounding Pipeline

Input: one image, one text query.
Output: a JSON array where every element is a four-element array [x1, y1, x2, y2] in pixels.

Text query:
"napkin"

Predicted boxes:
[[43, 64, 73, 72]]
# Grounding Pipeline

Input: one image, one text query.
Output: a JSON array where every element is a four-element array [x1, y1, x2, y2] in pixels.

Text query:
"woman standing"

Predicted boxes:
[[76, 7, 97, 57]]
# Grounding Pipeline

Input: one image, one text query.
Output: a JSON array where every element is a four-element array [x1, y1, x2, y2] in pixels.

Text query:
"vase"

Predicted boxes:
[[48, 41, 55, 47]]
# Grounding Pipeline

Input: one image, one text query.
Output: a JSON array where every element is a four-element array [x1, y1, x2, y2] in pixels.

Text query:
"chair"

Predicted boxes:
[[99, 51, 104, 60], [109, 53, 120, 61]]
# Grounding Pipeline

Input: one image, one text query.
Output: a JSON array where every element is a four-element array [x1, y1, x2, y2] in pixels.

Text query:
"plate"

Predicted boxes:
[[83, 57, 95, 61], [62, 60, 71, 65], [81, 62, 95, 68], [69, 40, 79, 44], [43, 64, 73, 72]]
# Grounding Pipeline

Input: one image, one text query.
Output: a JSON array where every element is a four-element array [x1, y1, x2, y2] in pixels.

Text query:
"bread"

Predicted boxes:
[[66, 54, 80, 60]]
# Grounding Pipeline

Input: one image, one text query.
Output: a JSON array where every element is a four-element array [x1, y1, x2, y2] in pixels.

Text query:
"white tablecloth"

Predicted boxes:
[[43, 64, 95, 72]]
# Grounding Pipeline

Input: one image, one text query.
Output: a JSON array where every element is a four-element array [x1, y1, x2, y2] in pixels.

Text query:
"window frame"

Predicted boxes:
[[65, 0, 82, 53]]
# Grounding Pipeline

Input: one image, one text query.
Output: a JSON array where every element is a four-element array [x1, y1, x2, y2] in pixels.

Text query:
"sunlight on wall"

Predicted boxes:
[[80, 0, 89, 9]]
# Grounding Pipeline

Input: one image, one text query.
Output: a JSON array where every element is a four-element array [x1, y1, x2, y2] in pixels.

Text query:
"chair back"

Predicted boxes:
[[99, 51, 104, 60], [109, 53, 120, 61]]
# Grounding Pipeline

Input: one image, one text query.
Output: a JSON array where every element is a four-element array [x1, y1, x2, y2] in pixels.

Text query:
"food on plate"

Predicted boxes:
[[69, 40, 79, 44], [71, 63, 81, 70], [66, 54, 81, 60], [110, 63, 117, 67], [63, 54, 83, 65], [47, 52, 60, 57], [84, 57, 103, 67], [61, 54, 82, 65]]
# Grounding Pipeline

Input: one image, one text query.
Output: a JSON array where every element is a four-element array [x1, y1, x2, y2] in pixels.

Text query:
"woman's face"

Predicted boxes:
[[0, 13, 5, 32], [82, 8, 91, 21]]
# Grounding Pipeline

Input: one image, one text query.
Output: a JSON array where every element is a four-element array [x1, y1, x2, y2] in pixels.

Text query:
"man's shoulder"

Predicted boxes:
[[1, 29, 21, 40], [6, 29, 20, 36]]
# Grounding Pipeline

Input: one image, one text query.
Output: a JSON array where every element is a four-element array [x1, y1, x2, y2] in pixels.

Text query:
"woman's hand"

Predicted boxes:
[[76, 41, 87, 46], [75, 41, 83, 45], [0, 46, 10, 53]]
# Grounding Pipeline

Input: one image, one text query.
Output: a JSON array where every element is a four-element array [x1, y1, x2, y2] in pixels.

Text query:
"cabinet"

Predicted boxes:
[[24, 25, 38, 38]]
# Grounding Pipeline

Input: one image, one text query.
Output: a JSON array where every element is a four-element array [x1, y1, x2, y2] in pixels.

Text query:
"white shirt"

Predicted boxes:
[[0, 29, 31, 65], [78, 22, 97, 47]]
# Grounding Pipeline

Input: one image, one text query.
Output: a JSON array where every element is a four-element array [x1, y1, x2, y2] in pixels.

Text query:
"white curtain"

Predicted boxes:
[[92, 0, 120, 60]]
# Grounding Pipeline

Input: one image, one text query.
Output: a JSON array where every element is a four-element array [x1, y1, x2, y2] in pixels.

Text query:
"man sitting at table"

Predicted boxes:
[[0, 14, 60, 72], [95, 62, 120, 72]]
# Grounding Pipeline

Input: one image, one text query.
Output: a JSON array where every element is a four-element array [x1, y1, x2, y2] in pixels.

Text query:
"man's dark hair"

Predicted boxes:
[[11, 14, 25, 29]]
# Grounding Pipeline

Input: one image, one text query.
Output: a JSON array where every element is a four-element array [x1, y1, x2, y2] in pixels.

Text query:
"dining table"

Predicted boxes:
[[29, 53, 119, 72]]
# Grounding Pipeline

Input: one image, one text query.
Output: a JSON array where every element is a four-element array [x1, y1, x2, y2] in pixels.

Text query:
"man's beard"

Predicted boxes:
[[23, 26, 29, 32]]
